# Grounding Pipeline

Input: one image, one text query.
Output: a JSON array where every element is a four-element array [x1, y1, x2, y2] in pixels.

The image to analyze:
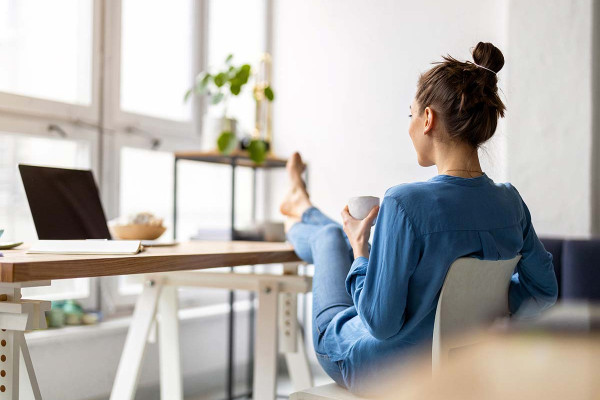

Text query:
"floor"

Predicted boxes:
[[189, 366, 333, 400]]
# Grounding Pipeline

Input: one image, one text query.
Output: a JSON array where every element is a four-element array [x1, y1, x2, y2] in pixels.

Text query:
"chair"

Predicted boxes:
[[432, 255, 520, 371], [291, 255, 521, 400]]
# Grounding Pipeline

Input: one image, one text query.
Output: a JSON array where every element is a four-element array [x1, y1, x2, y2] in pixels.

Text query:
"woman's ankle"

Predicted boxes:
[[284, 217, 301, 233]]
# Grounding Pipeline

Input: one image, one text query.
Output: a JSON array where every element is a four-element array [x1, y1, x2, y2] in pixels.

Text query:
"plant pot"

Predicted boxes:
[[202, 116, 237, 151]]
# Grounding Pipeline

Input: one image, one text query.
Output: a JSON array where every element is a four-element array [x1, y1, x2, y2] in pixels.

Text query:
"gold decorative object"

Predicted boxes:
[[253, 53, 273, 146]]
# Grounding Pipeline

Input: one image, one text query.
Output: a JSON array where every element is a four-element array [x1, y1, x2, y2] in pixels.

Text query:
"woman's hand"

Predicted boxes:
[[341, 205, 379, 259]]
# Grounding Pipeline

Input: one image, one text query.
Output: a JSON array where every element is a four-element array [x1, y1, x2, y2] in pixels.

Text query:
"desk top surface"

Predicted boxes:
[[0, 241, 300, 283]]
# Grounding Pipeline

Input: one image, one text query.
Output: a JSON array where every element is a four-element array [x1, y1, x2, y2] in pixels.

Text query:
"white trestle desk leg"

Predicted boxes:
[[280, 293, 312, 391], [253, 281, 279, 400], [285, 327, 312, 391], [18, 332, 41, 400], [110, 281, 162, 400], [0, 282, 50, 400], [157, 285, 182, 400], [2, 328, 20, 400], [280, 263, 313, 391]]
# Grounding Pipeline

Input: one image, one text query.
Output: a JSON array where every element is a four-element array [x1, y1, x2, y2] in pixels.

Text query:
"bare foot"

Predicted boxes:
[[280, 152, 311, 218], [287, 152, 307, 190], [280, 186, 311, 218]]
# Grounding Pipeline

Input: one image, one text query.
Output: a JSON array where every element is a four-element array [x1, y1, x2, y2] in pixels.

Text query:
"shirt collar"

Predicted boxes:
[[428, 173, 492, 187]]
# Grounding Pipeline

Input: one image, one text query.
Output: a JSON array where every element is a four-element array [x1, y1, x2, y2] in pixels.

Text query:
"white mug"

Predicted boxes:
[[348, 196, 380, 225]]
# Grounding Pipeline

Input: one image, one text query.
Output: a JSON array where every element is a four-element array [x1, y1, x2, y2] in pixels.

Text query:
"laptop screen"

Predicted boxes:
[[19, 164, 112, 240]]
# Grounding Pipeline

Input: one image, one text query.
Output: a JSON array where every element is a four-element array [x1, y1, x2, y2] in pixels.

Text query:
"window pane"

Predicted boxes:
[[119, 147, 174, 237], [0, 0, 93, 105], [207, 0, 267, 135], [120, 0, 193, 121], [0, 131, 92, 300]]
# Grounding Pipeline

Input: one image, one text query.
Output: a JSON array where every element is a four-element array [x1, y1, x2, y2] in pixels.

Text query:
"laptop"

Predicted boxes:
[[19, 164, 175, 248], [19, 164, 112, 240]]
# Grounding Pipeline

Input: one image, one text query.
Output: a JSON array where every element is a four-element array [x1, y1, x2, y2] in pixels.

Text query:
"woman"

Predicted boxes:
[[280, 42, 558, 394]]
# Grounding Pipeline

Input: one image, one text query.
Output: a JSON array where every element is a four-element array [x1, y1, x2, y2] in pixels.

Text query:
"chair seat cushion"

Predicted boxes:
[[290, 383, 371, 400]]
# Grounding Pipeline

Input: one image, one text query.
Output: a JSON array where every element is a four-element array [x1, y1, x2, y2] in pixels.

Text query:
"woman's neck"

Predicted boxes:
[[434, 143, 483, 178]]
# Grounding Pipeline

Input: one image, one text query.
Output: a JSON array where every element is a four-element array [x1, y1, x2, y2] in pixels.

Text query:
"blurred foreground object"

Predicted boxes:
[[387, 302, 600, 400]]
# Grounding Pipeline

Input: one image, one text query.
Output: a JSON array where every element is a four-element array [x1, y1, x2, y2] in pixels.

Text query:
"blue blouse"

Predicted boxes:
[[325, 173, 558, 393]]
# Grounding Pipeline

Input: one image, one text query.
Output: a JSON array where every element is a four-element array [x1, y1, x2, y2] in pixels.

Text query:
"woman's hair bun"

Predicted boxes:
[[415, 41, 506, 148], [472, 42, 504, 74]]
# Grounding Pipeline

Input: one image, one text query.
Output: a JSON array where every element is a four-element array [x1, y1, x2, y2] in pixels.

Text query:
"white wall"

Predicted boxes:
[[270, 0, 598, 238], [269, 0, 507, 223], [505, 0, 595, 237]]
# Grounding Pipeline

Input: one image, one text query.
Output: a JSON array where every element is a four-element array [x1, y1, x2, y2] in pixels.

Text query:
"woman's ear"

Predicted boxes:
[[423, 106, 435, 135]]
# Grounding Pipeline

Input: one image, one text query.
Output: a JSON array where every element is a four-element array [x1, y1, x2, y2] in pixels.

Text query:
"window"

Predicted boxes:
[[0, 0, 271, 315], [0, 0, 98, 120], [207, 0, 267, 135], [104, 0, 197, 138], [120, 0, 194, 121]]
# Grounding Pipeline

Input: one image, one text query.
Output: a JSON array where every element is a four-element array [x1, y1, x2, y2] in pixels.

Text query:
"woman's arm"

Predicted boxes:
[[509, 193, 558, 315], [342, 196, 421, 340]]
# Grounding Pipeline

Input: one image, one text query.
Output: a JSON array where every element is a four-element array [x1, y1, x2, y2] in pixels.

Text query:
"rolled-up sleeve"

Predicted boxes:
[[345, 196, 422, 340], [509, 191, 558, 315]]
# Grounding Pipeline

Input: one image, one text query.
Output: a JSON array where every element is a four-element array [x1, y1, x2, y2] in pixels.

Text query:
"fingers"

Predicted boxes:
[[341, 205, 350, 227], [363, 205, 380, 225], [341, 205, 351, 220]]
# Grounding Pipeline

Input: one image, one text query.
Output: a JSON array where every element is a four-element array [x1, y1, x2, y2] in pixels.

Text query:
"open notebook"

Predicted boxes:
[[27, 240, 143, 255]]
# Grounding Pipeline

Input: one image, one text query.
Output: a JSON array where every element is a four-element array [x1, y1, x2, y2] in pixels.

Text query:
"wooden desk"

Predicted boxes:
[[0, 241, 311, 400], [0, 241, 300, 282]]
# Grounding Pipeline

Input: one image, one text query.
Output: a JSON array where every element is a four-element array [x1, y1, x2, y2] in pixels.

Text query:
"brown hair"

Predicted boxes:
[[415, 42, 506, 147]]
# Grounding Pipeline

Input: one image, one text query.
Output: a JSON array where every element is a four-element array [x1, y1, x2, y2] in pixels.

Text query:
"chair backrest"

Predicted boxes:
[[432, 255, 521, 372]]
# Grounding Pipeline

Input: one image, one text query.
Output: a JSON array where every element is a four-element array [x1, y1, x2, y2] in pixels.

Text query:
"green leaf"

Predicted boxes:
[[195, 72, 211, 84], [225, 54, 234, 64], [214, 72, 227, 87], [211, 92, 224, 104], [264, 86, 274, 101], [184, 88, 193, 102], [248, 139, 267, 164], [217, 131, 238, 155], [230, 83, 241, 96], [238, 64, 251, 84]]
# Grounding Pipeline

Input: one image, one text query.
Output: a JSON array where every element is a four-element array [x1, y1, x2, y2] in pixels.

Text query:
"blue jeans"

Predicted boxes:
[[286, 207, 359, 387]]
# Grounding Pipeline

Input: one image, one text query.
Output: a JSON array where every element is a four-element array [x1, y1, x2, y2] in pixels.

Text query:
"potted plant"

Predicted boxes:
[[185, 54, 274, 164]]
